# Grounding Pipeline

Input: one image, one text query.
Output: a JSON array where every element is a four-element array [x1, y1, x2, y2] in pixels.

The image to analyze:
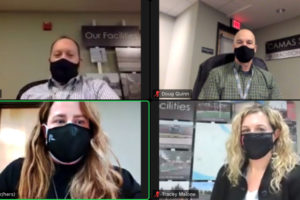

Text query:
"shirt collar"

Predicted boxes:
[[48, 75, 81, 88], [233, 62, 253, 76]]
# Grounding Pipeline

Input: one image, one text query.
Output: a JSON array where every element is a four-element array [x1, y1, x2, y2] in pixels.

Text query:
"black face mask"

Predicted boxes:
[[242, 132, 275, 160], [234, 45, 255, 63], [50, 58, 79, 84], [45, 123, 91, 164]]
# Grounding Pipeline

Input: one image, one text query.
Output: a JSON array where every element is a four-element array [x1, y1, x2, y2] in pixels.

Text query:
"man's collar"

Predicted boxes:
[[233, 62, 253, 75], [48, 75, 81, 88]]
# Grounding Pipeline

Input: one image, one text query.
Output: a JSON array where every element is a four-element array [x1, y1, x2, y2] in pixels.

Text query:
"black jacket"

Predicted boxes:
[[0, 158, 142, 199], [211, 163, 300, 200]]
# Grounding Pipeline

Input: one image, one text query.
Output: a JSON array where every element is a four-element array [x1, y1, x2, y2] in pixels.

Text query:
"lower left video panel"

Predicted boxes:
[[0, 101, 149, 199]]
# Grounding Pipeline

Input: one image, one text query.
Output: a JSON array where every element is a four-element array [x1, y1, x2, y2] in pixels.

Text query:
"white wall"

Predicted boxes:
[[161, 2, 199, 89], [190, 1, 229, 89], [89, 102, 141, 184], [159, 1, 230, 89], [159, 13, 175, 89], [254, 15, 300, 99]]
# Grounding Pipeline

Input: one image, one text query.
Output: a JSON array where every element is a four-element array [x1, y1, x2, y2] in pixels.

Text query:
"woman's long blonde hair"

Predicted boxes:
[[18, 102, 123, 198], [226, 104, 299, 192]]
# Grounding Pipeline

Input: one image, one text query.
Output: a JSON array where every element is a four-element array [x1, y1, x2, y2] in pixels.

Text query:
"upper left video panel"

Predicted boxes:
[[0, 0, 141, 100]]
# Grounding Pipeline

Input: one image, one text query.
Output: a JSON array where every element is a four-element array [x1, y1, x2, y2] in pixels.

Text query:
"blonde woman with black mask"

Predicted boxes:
[[211, 104, 300, 200], [0, 102, 141, 199]]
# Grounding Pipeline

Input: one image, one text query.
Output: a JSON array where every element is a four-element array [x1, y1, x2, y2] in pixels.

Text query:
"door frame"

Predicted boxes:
[[216, 22, 238, 55]]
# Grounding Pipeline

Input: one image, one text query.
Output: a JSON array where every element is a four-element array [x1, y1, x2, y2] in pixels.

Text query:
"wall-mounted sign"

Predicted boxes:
[[116, 47, 141, 72], [89, 47, 107, 63], [265, 34, 300, 60], [201, 47, 214, 55], [82, 26, 140, 48], [159, 101, 195, 121], [231, 19, 241, 30]]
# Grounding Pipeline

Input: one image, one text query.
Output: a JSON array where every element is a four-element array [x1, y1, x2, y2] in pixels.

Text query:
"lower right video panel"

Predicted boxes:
[[159, 100, 299, 200]]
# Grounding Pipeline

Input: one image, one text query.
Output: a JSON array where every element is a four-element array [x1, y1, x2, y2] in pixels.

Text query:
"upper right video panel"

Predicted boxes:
[[159, 0, 300, 100]]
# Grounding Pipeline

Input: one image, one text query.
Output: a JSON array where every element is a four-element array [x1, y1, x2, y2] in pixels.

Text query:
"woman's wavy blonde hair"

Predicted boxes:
[[18, 102, 123, 198], [226, 104, 299, 192]]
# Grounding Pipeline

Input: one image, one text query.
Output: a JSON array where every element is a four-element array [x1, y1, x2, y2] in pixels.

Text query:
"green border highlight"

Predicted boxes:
[[0, 100, 150, 200]]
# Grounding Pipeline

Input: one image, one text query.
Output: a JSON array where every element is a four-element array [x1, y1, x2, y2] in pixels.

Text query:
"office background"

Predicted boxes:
[[0, 0, 140, 99], [159, 100, 300, 200], [160, 0, 300, 99]]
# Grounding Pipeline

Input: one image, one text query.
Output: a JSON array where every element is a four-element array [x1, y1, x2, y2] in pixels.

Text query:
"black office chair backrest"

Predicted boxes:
[[16, 79, 48, 99], [191, 53, 268, 99]]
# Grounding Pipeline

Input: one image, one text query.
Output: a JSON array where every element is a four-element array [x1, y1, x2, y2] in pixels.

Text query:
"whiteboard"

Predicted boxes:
[[192, 123, 231, 180]]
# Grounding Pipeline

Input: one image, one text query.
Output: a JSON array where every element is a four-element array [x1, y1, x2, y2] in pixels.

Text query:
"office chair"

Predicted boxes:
[[16, 79, 48, 99], [191, 53, 268, 99]]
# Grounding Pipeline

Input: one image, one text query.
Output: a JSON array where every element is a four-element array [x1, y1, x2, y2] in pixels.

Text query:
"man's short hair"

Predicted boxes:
[[50, 36, 81, 57]]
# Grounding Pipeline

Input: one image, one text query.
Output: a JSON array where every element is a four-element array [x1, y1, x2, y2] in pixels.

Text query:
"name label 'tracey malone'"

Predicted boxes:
[[265, 34, 300, 60]]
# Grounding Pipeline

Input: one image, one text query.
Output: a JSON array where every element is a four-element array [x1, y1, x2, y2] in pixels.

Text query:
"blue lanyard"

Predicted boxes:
[[233, 67, 254, 99]]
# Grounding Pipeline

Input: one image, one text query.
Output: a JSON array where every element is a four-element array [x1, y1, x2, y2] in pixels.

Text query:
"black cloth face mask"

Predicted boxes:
[[44, 123, 91, 165], [50, 58, 79, 84], [234, 45, 255, 63], [241, 132, 275, 160]]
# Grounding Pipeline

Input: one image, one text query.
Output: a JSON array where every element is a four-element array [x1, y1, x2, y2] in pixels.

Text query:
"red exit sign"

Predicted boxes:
[[232, 19, 241, 30]]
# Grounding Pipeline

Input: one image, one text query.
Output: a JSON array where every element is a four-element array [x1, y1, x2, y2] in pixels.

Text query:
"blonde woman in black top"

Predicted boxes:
[[211, 105, 300, 200], [0, 102, 140, 199]]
